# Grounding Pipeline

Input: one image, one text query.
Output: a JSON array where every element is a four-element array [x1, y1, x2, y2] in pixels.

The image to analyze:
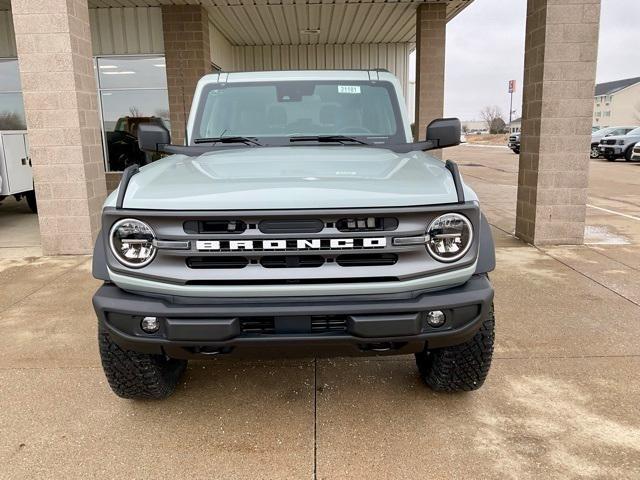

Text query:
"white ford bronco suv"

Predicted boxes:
[[92, 70, 496, 399]]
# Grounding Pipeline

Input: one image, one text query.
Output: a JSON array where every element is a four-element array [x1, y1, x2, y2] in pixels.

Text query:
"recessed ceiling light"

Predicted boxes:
[[102, 71, 136, 75], [300, 29, 320, 35], [99, 65, 118, 69], [153, 64, 166, 68]]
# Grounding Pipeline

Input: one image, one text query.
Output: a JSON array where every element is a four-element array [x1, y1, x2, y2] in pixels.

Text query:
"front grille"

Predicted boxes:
[[105, 204, 481, 288]]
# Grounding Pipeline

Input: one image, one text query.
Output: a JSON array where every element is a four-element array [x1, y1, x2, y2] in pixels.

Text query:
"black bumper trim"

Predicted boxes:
[[93, 275, 494, 358]]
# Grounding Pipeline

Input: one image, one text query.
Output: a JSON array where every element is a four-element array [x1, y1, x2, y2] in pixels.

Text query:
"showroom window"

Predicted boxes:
[[96, 56, 170, 172], [0, 59, 27, 131]]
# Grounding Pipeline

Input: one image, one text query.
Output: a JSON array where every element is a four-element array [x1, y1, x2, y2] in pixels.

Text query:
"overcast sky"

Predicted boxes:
[[420, 0, 640, 121]]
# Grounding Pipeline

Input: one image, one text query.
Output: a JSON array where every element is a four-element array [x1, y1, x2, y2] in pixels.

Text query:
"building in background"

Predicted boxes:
[[593, 76, 640, 128], [509, 117, 521, 134]]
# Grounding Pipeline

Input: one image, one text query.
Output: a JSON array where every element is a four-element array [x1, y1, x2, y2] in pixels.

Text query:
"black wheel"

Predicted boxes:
[[590, 145, 600, 159], [25, 189, 37, 213], [98, 326, 187, 399], [606, 156, 616, 162], [625, 146, 635, 162], [415, 305, 495, 392], [513, 148, 520, 154]]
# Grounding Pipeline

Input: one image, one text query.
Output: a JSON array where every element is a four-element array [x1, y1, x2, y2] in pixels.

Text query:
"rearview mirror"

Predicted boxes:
[[425, 118, 461, 149], [138, 123, 171, 152]]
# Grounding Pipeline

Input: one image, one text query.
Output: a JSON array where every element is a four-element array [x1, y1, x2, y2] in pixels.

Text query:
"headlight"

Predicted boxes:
[[425, 213, 473, 262], [617, 139, 626, 145], [109, 218, 157, 268]]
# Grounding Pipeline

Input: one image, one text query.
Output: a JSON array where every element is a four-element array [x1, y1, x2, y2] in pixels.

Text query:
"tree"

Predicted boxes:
[[480, 106, 506, 134]]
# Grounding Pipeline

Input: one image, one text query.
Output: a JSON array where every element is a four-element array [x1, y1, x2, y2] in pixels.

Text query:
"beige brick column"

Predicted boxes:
[[12, 0, 106, 255], [162, 5, 210, 145], [516, 0, 601, 245], [414, 3, 447, 148]]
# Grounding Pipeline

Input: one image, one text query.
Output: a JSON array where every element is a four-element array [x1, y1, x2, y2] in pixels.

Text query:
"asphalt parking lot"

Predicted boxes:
[[1, 146, 640, 479]]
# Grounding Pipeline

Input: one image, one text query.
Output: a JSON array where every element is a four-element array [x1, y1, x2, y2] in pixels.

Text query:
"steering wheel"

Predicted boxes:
[[338, 126, 372, 134]]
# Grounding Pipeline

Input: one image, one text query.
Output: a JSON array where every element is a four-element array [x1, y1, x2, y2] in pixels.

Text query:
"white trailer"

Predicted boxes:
[[0, 130, 36, 213]]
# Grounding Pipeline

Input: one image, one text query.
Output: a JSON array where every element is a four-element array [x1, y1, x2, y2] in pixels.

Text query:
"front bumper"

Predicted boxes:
[[599, 145, 623, 156], [94, 275, 494, 358]]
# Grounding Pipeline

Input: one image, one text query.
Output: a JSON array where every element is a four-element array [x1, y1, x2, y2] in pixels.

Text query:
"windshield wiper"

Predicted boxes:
[[194, 136, 262, 146], [289, 135, 369, 145]]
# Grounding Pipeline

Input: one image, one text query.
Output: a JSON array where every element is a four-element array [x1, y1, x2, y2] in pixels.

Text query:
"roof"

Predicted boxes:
[[594, 77, 640, 97], [0, 1, 474, 45], [200, 69, 400, 84]]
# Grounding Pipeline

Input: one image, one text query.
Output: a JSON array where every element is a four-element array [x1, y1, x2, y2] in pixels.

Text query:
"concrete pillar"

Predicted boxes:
[[162, 5, 210, 145], [11, 0, 106, 255], [414, 3, 447, 147], [516, 0, 601, 245]]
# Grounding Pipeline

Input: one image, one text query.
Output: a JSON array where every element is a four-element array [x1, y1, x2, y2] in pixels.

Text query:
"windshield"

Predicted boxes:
[[594, 127, 614, 136], [192, 81, 404, 145], [627, 127, 640, 136]]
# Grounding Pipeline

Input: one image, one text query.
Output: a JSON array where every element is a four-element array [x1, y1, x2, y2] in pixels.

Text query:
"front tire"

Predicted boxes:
[[25, 190, 37, 213], [98, 326, 187, 399], [625, 146, 634, 162], [590, 145, 600, 159], [415, 306, 495, 392]]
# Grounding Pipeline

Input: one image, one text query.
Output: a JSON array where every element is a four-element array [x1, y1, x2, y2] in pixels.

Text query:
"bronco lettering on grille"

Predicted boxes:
[[195, 237, 387, 251]]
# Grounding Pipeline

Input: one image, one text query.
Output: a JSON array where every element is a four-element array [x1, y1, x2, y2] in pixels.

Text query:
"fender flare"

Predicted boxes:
[[92, 229, 109, 281], [474, 213, 496, 274]]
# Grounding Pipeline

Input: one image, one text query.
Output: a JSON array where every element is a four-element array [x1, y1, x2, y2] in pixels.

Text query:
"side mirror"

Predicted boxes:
[[138, 123, 171, 152], [425, 118, 461, 149]]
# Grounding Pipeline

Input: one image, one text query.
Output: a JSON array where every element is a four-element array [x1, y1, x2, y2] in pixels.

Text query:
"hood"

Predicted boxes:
[[109, 146, 468, 210], [602, 133, 640, 141]]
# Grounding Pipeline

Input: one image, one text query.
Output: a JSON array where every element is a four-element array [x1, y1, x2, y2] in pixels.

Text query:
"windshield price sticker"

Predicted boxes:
[[338, 85, 361, 94]]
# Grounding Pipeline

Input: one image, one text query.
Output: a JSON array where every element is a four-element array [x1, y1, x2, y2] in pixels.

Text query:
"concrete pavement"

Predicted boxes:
[[1, 146, 640, 479]]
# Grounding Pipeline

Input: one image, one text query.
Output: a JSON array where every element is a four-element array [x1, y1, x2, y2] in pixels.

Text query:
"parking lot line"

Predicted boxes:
[[587, 204, 640, 222]]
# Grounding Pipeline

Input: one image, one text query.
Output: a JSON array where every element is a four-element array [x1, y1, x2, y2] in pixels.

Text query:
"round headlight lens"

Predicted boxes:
[[109, 219, 157, 268], [426, 213, 473, 262]]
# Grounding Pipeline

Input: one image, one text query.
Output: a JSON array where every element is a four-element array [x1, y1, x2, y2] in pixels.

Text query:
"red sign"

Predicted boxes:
[[508, 80, 516, 94]]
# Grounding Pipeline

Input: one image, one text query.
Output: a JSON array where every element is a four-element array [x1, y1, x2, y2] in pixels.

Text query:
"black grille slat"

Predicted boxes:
[[336, 253, 398, 267], [240, 318, 275, 334], [184, 220, 247, 234], [260, 256, 325, 268], [336, 217, 398, 232], [259, 219, 324, 234], [240, 316, 347, 334], [311, 316, 348, 332], [187, 257, 248, 269]]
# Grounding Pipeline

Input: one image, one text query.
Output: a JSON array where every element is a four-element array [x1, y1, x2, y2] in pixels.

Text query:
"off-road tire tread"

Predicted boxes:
[[99, 327, 187, 399], [416, 305, 495, 392]]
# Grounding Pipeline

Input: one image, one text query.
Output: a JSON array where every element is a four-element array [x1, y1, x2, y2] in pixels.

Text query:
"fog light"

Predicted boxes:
[[426, 310, 446, 328], [141, 316, 160, 333]]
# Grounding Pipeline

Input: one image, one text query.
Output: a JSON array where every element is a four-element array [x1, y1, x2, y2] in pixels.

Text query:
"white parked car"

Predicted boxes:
[[591, 126, 637, 159]]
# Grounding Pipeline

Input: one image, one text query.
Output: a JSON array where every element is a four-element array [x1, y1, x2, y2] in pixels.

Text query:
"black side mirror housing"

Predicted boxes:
[[425, 118, 461, 149], [138, 123, 171, 152]]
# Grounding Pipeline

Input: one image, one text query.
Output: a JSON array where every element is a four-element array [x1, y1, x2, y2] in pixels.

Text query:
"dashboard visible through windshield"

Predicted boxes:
[[192, 80, 405, 146]]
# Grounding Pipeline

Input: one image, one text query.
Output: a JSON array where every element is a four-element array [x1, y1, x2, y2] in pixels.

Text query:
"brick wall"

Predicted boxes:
[[516, 0, 601, 245], [12, 0, 106, 255], [162, 5, 210, 145], [414, 3, 446, 150]]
